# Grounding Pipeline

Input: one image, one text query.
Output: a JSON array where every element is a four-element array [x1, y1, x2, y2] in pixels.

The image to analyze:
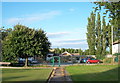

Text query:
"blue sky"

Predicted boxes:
[[2, 2, 98, 50]]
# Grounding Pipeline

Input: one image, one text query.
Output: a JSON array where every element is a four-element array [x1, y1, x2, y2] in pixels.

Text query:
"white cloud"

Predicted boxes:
[[52, 41, 88, 50], [49, 38, 88, 49], [61, 42, 87, 45], [46, 27, 88, 49], [58, 38, 87, 43], [47, 32, 70, 38], [6, 11, 61, 24]]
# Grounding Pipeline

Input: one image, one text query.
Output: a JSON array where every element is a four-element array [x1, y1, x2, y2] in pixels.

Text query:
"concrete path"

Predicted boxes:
[[48, 67, 73, 83]]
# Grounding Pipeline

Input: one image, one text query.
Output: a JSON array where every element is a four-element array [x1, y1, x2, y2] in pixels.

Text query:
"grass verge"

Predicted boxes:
[[66, 65, 118, 82], [2, 68, 52, 82]]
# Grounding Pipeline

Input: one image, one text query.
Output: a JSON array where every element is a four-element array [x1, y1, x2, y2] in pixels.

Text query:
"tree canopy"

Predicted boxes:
[[2, 25, 51, 66], [94, 1, 120, 41]]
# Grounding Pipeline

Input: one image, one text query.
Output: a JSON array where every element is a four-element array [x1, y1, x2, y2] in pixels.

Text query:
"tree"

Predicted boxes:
[[107, 23, 112, 54], [101, 16, 107, 56], [2, 25, 51, 66], [84, 49, 89, 55], [0, 27, 12, 62], [78, 49, 83, 55], [0, 27, 12, 42], [37, 29, 51, 59], [95, 12, 103, 56], [94, 1, 120, 42], [86, 12, 96, 55], [54, 48, 61, 54]]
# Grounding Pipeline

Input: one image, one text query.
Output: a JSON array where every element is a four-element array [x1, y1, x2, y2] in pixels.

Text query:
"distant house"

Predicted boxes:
[[112, 39, 120, 54], [60, 51, 72, 56]]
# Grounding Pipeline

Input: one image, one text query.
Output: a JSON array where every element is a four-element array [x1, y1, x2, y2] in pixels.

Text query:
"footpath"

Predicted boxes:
[[47, 67, 73, 83]]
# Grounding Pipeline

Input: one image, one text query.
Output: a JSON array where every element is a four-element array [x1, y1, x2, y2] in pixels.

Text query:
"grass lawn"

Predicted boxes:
[[66, 65, 118, 82], [2, 68, 52, 82]]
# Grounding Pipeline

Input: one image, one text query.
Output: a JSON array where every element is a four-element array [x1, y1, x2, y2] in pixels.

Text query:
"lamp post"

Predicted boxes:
[[112, 26, 113, 55]]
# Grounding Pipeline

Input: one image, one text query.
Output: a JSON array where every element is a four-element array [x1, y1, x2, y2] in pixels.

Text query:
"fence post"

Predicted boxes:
[[52, 57, 54, 67]]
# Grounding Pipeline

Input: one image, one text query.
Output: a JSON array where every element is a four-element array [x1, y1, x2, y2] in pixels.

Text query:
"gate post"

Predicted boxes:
[[52, 56, 61, 67], [52, 57, 55, 67], [58, 57, 60, 67]]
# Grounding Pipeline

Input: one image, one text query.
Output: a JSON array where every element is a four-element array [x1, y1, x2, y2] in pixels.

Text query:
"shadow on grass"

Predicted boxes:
[[69, 66, 119, 83], [2, 76, 28, 81]]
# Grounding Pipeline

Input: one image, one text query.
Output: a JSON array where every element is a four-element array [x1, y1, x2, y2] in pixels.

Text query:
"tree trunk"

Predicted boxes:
[[25, 57, 28, 67]]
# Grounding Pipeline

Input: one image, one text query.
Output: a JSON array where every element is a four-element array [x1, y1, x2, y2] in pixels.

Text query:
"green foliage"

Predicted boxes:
[[106, 23, 112, 54], [89, 1, 120, 56], [96, 55, 105, 60], [2, 25, 51, 63], [86, 9, 113, 56], [113, 53, 120, 56], [86, 12, 96, 55], [103, 58, 113, 63], [78, 49, 84, 55], [0, 27, 12, 43], [54, 48, 86, 55], [102, 17, 107, 56], [95, 12, 103, 56], [86, 11, 110, 56], [83, 49, 89, 55], [94, 1, 120, 42]]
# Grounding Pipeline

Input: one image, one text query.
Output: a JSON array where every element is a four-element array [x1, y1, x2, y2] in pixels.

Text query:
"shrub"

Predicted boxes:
[[103, 58, 113, 63], [113, 53, 120, 56]]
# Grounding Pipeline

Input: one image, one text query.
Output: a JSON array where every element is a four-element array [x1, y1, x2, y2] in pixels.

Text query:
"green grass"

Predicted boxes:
[[2, 68, 52, 82], [66, 65, 118, 82]]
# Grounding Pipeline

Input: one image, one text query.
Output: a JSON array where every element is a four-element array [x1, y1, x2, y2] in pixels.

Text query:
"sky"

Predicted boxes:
[[2, 2, 98, 50]]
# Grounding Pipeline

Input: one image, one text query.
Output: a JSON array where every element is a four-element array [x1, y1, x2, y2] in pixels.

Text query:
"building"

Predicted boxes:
[[112, 39, 120, 54], [60, 51, 72, 56]]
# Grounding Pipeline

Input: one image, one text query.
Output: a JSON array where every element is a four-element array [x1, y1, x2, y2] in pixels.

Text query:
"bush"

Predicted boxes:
[[113, 53, 120, 56], [103, 58, 113, 63]]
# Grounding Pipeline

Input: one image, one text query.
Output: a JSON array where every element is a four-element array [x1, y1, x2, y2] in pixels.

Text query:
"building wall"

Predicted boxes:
[[112, 43, 120, 54]]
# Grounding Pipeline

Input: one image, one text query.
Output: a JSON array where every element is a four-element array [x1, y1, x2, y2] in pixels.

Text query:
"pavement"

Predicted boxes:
[[48, 67, 73, 83]]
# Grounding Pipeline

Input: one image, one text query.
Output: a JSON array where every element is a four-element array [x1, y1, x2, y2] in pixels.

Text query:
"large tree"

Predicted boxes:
[[86, 12, 96, 55], [94, 1, 120, 42], [95, 12, 103, 56], [2, 25, 51, 66], [107, 23, 112, 54], [101, 16, 107, 56]]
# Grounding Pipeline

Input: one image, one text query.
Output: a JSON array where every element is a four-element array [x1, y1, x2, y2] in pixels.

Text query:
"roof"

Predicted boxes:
[[113, 39, 120, 45], [61, 51, 72, 56]]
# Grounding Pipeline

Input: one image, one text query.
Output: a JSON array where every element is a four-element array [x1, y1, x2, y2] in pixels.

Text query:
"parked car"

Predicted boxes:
[[29, 60, 38, 64], [18, 59, 38, 64], [80, 57, 90, 63], [86, 58, 100, 63]]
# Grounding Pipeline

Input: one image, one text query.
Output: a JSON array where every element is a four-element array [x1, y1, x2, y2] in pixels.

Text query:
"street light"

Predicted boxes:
[[112, 26, 113, 55]]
